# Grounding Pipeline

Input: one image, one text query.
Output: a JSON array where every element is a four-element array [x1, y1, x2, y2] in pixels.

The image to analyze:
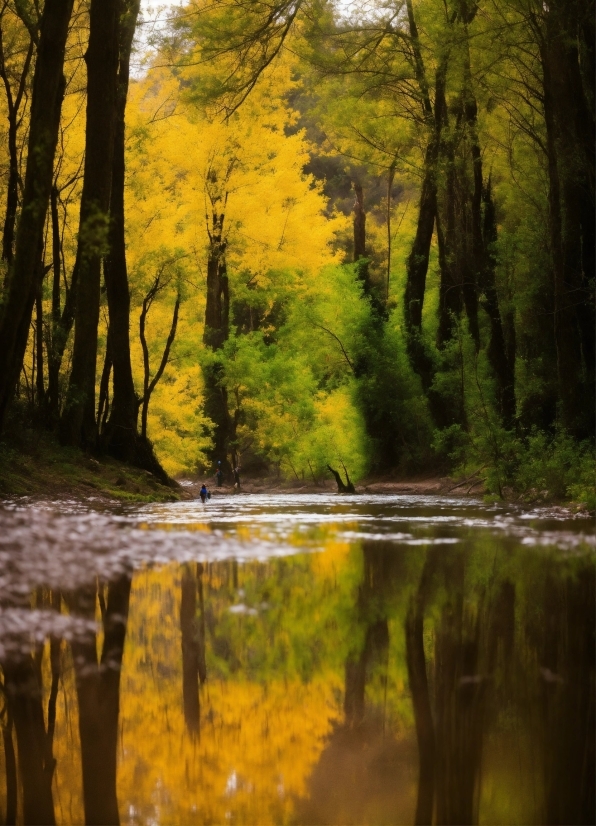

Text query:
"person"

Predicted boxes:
[[215, 466, 223, 486], [233, 466, 240, 489], [199, 484, 208, 503]]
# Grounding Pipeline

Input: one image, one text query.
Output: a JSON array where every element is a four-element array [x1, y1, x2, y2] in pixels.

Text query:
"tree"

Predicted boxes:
[[60, 0, 121, 448], [0, 0, 75, 432]]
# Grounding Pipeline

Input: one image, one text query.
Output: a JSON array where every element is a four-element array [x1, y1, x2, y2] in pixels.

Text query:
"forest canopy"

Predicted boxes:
[[0, 0, 593, 500]]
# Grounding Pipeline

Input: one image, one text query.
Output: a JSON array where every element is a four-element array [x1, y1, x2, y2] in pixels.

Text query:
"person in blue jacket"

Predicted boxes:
[[200, 484, 208, 503]]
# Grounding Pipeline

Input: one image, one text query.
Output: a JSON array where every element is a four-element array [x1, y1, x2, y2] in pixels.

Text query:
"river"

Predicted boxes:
[[0, 493, 593, 825]]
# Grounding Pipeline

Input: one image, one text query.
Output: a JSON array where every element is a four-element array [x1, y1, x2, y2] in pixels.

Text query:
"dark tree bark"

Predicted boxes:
[[46, 185, 62, 420], [538, 0, 595, 438], [102, 0, 141, 461], [203, 172, 234, 471], [46, 187, 81, 424], [60, 0, 120, 448], [35, 282, 45, 408], [327, 464, 355, 493], [97, 331, 113, 434], [403, 1, 451, 402], [0, 0, 75, 433], [458, 11, 515, 428], [481, 182, 516, 428]]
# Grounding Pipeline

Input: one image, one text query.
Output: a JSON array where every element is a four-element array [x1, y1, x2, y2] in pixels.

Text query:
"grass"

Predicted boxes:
[[0, 429, 183, 503]]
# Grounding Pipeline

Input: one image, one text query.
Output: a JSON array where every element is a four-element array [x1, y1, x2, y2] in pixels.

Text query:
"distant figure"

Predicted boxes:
[[233, 466, 241, 489], [215, 467, 223, 486], [200, 484, 208, 503]]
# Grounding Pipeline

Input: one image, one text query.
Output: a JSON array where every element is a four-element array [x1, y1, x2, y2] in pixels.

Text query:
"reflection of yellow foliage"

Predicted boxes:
[[117, 566, 342, 824]]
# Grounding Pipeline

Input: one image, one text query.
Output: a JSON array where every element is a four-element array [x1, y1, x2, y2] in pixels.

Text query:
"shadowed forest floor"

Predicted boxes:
[[0, 432, 181, 502]]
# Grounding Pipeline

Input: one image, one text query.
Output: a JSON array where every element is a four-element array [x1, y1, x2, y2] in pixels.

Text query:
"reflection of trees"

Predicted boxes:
[[1, 705, 17, 826], [536, 564, 595, 825], [180, 563, 207, 735], [406, 548, 515, 825], [66, 571, 132, 826], [2, 656, 56, 824], [344, 544, 395, 728], [1, 587, 62, 825], [406, 548, 595, 826]]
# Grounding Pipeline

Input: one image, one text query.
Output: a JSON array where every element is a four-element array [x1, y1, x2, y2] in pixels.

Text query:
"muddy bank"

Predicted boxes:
[[178, 473, 481, 498]]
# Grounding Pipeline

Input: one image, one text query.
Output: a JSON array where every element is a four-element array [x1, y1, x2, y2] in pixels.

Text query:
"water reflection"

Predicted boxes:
[[0, 495, 593, 825], [180, 563, 207, 735]]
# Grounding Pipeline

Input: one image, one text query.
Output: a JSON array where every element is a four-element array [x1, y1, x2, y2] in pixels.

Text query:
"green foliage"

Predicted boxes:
[[512, 431, 595, 508]]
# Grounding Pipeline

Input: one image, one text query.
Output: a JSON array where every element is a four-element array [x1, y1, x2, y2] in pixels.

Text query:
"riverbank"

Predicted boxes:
[[0, 433, 591, 514], [0, 432, 183, 502], [180, 473, 471, 498]]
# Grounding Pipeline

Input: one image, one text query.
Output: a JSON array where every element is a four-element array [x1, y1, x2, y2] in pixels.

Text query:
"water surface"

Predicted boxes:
[[0, 493, 593, 825]]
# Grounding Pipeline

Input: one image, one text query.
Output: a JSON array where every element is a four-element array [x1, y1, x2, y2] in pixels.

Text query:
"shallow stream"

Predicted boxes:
[[0, 493, 594, 824]]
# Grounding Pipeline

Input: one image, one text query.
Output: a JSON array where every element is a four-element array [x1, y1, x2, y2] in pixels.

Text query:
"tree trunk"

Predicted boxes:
[[460, 22, 515, 427], [0, 0, 75, 432], [327, 465, 355, 493], [204, 243, 229, 350], [203, 197, 233, 469], [481, 182, 516, 428], [60, 0, 120, 448], [540, 2, 595, 438], [0, 27, 33, 267], [47, 185, 62, 421], [35, 282, 45, 408], [353, 182, 370, 290], [103, 0, 141, 461]]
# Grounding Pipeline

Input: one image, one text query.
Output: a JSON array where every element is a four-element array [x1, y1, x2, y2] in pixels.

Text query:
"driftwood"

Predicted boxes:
[[327, 464, 356, 494]]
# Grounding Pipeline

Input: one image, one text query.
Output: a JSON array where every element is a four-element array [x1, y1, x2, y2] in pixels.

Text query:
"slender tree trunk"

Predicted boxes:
[[203, 200, 233, 470], [103, 0, 141, 461], [97, 332, 113, 434], [35, 283, 45, 408], [2, 110, 20, 267], [481, 182, 516, 427], [460, 20, 515, 426], [60, 0, 120, 448], [0, 27, 33, 266], [0, 0, 75, 432], [353, 182, 370, 291], [47, 185, 62, 420]]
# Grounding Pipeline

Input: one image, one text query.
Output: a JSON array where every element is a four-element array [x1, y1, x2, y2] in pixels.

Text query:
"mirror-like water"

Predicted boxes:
[[0, 494, 593, 825]]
